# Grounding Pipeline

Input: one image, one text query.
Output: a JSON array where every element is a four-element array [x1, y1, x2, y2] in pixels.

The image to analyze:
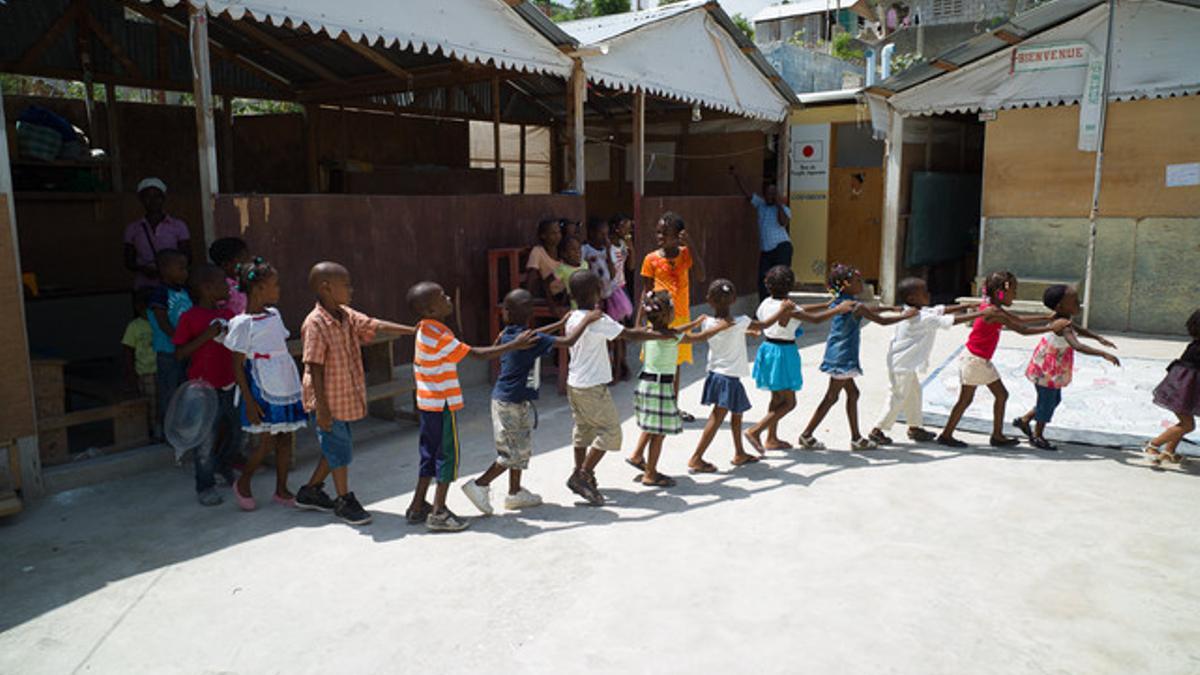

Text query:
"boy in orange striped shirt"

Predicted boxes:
[[405, 281, 537, 532]]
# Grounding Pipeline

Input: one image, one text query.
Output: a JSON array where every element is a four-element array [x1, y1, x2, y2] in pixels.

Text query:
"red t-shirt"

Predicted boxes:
[[172, 306, 236, 388]]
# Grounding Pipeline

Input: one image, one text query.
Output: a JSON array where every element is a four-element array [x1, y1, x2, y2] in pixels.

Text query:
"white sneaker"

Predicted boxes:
[[460, 480, 493, 516], [504, 488, 543, 510]]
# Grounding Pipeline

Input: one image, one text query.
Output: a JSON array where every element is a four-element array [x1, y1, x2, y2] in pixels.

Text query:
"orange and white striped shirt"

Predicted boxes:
[[414, 319, 471, 412]]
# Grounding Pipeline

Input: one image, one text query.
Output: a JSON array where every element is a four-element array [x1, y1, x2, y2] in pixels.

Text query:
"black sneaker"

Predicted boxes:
[[567, 471, 605, 506], [334, 492, 372, 525], [295, 483, 336, 512]]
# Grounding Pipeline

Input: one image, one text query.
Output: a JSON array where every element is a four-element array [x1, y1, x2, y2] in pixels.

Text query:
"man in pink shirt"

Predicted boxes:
[[123, 177, 192, 289]]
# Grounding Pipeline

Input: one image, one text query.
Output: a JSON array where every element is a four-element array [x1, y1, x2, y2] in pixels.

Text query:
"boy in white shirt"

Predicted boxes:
[[868, 277, 977, 446], [563, 269, 670, 506], [689, 279, 795, 471]]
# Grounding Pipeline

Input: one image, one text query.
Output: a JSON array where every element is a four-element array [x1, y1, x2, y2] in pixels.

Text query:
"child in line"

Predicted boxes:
[[629, 291, 730, 487], [208, 236, 250, 315], [689, 279, 795, 471], [406, 281, 538, 532], [525, 219, 566, 314], [799, 264, 915, 451], [563, 270, 668, 506], [1144, 309, 1200, 465], [745, 266, 853, 454], [121, 289, 158, 437], [608, 214, 636, 381], [1013, 285, 1120, 451], [938, 271, 1069, 448], [172, 265, 238, 506], [554, 236, 589, 309], [460, 289, 602, 515], [226, 259, 308, 509], [637, 212, 706, 422], [297, 262, 416, 526], [868, 277, 978, 446], [148, 249, 192, 431]]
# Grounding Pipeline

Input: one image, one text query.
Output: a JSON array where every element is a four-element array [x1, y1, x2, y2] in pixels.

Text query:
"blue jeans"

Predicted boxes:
[[1034, 385, 1063, 424], [156, 352, 186, 428], [194, 388, 241, 493]]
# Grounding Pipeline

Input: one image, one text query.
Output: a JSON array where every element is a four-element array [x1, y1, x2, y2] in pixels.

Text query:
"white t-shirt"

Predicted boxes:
[[757, 297, 801, 341], [704, 315, 752, 378], [567, 310, 624, 389], [887, 305, 955, 373]]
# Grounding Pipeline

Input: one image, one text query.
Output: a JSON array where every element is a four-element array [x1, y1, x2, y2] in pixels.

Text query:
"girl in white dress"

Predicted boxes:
[[226, 259, 306, 510]]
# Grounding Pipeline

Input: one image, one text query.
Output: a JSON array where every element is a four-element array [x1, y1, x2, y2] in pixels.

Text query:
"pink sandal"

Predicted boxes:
[[272, 494, 296, 508], [233, 482, 256, 511]]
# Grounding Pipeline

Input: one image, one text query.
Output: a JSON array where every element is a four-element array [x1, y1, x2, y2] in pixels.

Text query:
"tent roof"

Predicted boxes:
[[870, 0, 1200, 117], [154, 0, 576, 78], [883, 0, 1200, 116], [560, 1, 797, 122]]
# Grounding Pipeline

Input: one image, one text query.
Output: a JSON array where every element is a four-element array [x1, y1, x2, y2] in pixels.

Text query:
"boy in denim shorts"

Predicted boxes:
[[296, 262, 415, 526], [460, 289, 601, 515]]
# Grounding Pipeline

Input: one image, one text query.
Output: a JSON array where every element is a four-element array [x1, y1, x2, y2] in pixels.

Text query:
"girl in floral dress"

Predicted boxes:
[[1013, 284, 1120, 450]]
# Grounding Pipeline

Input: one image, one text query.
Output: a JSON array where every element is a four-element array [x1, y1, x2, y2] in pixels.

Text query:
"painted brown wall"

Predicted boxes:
[[0, 195, 37, 439], [636, 196, 758, 304], [983, 97, 1200, 218], [213, 194, 585, 356]]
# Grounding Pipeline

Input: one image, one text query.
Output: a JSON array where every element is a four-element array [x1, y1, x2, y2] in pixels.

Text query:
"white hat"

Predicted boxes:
[[137, 177, 167, 194]]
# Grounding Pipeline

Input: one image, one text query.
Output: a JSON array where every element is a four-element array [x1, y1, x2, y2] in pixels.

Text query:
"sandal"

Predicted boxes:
[[625, 457, 647, 472], [640, 473, 676, 488], [908, 428, 937, 442], [731, 454, 760, 466], [1012, 417, 1034, 440], [1142, 441, 1162, 459], [405, 503, 432, 525], [688, 461, 718, 474], [680, 411, 697, 423], [937, 436, 967, 448], [989, 435, 1020, 448], [867, 430, 893, 446], [797, 434, 825, 450], [1030, 436, 1058, 451], [272, 493, 296, 508], [233, 482, 256, 512], [851, 437, 878, 451]]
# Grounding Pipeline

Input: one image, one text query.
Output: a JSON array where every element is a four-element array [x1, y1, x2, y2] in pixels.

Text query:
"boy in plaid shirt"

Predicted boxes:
[[295, 262, 415, 526]]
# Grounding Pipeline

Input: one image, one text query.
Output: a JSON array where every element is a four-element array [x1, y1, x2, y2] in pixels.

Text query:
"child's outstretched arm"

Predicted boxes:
[[794, 302, 856, 324], [619, 326, 677, 342], [540, 313, 571, 335], [1072, 324, 1117, 348], [469, 330, 540, 360], [676, 315, 707, 333], [554, 309, 603, 348], [992, 308, 1069, 336], [855, 304, 919, 326], [375, 320, 416, 338], [681, 318, 733, 344], [1062, 326, 1120, 365], [952, 310, 985, 325]]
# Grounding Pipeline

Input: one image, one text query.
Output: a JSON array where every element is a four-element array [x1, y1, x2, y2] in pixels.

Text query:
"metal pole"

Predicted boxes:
[[1081, 0, 1117, 328]]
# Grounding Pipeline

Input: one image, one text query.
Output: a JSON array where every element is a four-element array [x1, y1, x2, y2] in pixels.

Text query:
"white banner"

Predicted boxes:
[[1013, 42, 1090, 72], [1078, 56, 1105, 152]]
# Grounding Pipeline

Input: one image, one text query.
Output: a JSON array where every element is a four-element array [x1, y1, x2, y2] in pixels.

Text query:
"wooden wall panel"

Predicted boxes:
[[637, 196, 759, 302], [983, 96, 1200, 218], [0, 195, 36, 440]]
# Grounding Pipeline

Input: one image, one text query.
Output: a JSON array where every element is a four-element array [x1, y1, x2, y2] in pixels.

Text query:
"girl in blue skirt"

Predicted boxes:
[[227, 258, 308, 510], [745, 266, 854, 454]]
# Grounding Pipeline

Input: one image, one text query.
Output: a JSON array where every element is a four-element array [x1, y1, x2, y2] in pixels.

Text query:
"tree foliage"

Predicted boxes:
[[730, 13, 755, 41]]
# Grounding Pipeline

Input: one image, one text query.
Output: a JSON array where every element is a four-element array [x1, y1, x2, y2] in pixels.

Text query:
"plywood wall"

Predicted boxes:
[[983, 96, 1200, 218], [0, 195, 36, 440]]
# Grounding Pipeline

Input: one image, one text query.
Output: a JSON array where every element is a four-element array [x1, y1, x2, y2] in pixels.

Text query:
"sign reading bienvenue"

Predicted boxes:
[[1012, 42, 1090, 72]]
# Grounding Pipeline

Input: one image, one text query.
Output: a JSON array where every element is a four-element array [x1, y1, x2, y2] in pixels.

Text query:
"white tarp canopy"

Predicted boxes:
[[887, 0, 1200, 116], [561, 2, 793, 121], [153, 0, 575, 78]]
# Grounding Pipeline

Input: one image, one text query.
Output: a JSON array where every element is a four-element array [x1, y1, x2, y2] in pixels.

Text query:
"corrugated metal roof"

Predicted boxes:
[[752, 0, 844, 23]]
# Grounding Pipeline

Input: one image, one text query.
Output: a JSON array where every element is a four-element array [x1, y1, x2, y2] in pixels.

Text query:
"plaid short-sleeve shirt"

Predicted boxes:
[[301, 302, 380, 421]]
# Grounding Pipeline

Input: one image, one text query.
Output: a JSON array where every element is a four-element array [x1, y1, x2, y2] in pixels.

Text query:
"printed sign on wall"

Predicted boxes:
[[1012, 42, 1090, 73], [790, 123, 831, 193]]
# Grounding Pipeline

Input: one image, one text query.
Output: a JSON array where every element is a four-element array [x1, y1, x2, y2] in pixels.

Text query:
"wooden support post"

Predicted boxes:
[[304, 104, 320, 192], [518, 123, 527, 195], [568, 60, 586, 194], [879, 109, 905, 305], [218, 96, 235, 192], [493, 76, 503, 194], [104, 82, 123, 192], [188, 5, 219, 247], [632, 89, 645, 224]]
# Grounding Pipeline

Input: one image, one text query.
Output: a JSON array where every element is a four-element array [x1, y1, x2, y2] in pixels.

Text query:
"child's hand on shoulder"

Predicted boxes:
[[837, 301, 858, 315], [513, 330, 540, 349], [584, 308, 604, 324], [1050, 318, 1071, 332], [781, 299, 797, 312]]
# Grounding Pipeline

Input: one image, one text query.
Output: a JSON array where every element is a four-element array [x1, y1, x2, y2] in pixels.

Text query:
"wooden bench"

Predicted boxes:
[[32, 358, 152, 465], [487, 247, 569, 395], [286, 333, 416, 422]]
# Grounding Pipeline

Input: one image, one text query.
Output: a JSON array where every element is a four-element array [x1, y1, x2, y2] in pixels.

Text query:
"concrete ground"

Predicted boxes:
[[2, 322, 1199, 674]]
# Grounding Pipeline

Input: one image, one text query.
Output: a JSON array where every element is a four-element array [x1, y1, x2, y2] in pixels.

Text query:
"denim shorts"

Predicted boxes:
[[314, 418, 353, 469], [1034, 385, 1063, 423]]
